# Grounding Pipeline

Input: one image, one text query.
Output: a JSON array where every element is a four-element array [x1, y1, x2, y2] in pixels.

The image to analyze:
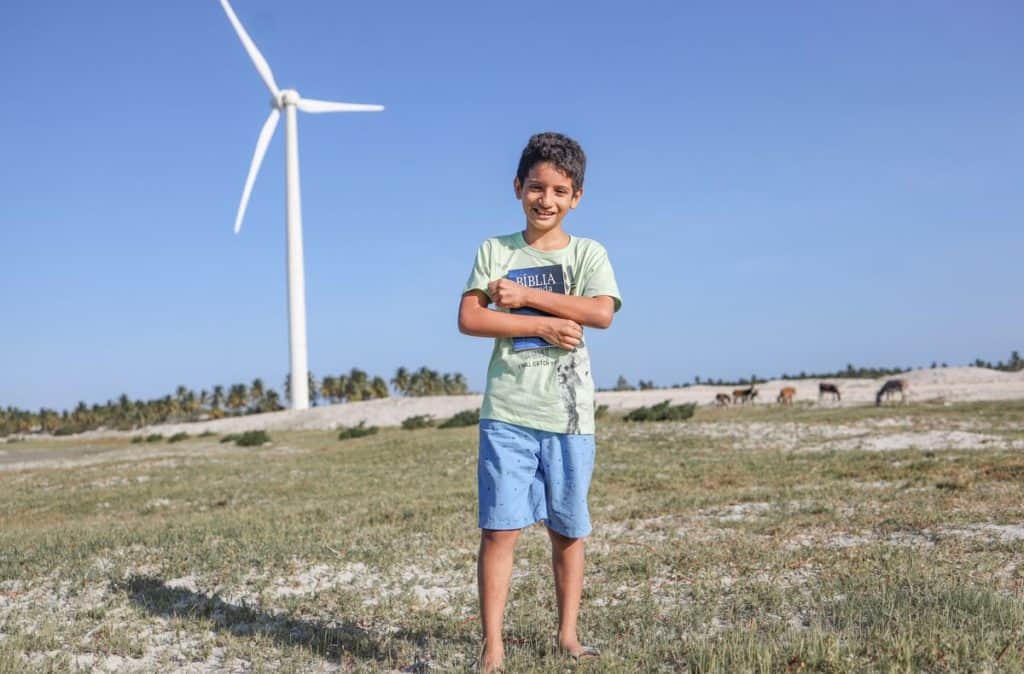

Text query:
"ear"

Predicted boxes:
[[513, 176, 523, 200], [570, 186, 584, 209]]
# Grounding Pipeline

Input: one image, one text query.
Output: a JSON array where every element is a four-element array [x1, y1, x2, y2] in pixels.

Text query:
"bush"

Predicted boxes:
[[54, 427, 76, 436], [199, 431, 216, 438], [401, 414, 434, 430], [168, 432, 189, 443], [235, 430, 270, 447], [145, 434, 164, 443], [338, 421, 378, 440], [624, 400, 696, 422], [595, 404, 609, 420], [438, 408, 480, 429], [220, 434, 238, 444], [130, 436, 144, 444]]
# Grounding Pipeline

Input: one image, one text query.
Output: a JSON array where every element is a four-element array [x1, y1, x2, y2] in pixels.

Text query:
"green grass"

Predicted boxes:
[[337, 421, 378, 440], [401, 414, 435, 430], [1, 400, 1023, 671], [234, 430, 270, 447]]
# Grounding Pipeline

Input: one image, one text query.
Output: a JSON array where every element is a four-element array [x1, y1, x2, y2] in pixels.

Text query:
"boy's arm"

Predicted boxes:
[[487, 279, 615, 329], [458, 290, 583, 350]]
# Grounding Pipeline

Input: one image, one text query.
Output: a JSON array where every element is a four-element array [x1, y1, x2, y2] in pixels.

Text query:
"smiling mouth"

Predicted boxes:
[[533, 209, 556, 217]]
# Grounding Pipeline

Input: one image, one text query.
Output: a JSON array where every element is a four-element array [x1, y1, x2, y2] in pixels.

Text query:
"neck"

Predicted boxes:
[[523, 227, 570, 251]]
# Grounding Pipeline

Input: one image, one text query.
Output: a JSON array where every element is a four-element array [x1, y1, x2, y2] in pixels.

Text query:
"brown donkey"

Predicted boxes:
[[818, 382, 840, 402], [732, 386, 758, 405], [875, 379, 908, 406]]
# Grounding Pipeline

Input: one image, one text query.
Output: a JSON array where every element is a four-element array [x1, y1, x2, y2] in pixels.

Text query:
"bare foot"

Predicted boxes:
[[558, 638, 600, 660], [479, 641, 504, 673]]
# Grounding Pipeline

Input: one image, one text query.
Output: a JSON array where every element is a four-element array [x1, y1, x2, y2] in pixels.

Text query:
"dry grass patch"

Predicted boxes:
[[1, 402, 1023, 671]]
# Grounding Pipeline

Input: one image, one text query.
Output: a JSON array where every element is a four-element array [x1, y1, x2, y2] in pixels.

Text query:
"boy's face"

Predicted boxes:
[[514, 162, 582, 235]]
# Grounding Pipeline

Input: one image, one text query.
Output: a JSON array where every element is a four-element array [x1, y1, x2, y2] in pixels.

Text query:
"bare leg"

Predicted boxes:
[[547, 527, 586, 654], [478, 529, 521, 672]]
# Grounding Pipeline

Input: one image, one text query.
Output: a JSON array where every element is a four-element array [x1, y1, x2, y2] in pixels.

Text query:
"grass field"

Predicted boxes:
[[2, 400, 1024, 672]]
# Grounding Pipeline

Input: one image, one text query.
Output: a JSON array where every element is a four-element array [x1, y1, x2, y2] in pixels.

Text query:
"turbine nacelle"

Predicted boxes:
[[274, 89, 301, 109]]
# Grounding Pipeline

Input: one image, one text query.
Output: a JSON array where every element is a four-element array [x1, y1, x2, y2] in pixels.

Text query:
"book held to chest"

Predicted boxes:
[[506, 264, 568, 351]]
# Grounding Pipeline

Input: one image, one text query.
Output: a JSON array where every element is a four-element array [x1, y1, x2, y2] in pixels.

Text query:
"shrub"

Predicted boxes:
[[595, 404, 609, 420], [168, 432, 189, 443], [220, 434, 238, 444], [401, 414, 434, 430], [130, 436, 144, 444], [199, 431, 217, 438], [338, 421, 378, 440], [145, 434, 164, 443], [54, 427, 76, 436], [235, 430, 270, 447], [624, 400, 696, 422], [438, 408, 480, 429]]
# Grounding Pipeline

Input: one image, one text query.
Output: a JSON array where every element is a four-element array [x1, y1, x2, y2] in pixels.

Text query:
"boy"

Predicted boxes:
[[458, 132, 622, 672]]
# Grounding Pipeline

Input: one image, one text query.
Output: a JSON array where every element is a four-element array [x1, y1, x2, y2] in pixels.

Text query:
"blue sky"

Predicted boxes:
[[3, 1, 1022, 410]]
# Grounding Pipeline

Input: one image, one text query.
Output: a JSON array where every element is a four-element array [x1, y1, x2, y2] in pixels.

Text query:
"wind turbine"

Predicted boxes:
[[218, 0, 383, 411]]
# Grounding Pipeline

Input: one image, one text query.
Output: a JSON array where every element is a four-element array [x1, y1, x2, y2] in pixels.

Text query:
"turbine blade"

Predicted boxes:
[[219, 0, 280, 95], [233, 108, 280, 234], [296, 98, 384, 114]]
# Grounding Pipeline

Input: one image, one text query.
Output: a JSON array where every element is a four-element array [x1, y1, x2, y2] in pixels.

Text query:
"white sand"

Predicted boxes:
[[50, 366, 1024, 439]]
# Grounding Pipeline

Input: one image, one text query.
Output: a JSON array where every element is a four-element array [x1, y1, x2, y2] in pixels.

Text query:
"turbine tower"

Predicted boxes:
[[219, 0, 383, 410]]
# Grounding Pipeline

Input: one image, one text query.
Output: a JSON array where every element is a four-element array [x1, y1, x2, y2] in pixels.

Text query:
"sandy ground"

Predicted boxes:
[[56, 366, 1024, 438], [2, 366, 1023, 671]]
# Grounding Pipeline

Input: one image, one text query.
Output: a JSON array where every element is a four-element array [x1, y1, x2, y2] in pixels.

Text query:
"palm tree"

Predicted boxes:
[[371, 376, 389, 399], [320, 376, 338, 404], [183, 390, 199, 420], [227, 384, 248, 415], [212, 385, 225, 411], [264, 389, 283, 411], [391, 367, 410, 396], [427, 367, 443, 395], [250, 378, 265, 412], [335, 374, 350, 403], [308, 372, 319, 407], [345, 368, 370, 402]]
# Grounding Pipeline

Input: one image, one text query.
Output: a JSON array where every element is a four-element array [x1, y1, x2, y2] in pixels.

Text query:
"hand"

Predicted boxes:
[[537, 317, 583, 350], [488, 278, 531, 309]]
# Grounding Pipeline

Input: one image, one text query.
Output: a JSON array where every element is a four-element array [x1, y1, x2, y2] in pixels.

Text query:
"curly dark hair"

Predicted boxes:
[[516, 132, 586, 194]]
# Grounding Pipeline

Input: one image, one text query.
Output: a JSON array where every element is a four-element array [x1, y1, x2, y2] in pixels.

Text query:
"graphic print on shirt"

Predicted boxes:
[[506, 264, 567, 351], [556, 347, 590, 434]]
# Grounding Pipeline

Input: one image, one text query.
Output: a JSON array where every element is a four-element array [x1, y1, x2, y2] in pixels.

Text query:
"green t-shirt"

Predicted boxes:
[[463, 231, 622, 435]]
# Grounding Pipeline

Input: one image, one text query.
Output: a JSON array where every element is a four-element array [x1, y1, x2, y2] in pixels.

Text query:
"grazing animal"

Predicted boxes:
[[732, 386, 758, 405], [875, 379, 908, 406], [777, 386, 796, 405], [818, 382, 840, 402], [713, 393, 731, 406]]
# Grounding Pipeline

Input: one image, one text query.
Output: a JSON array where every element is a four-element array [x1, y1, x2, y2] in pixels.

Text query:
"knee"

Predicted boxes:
[[481, 528, 520, 547], [547, 527, 581, 546]]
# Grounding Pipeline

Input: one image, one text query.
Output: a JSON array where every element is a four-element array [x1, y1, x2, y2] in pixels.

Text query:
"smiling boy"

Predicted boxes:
[[458, 132, 622, 672]]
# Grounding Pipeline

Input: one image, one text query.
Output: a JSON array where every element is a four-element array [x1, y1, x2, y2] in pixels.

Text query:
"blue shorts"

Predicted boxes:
[[477, 418, 596, 538]]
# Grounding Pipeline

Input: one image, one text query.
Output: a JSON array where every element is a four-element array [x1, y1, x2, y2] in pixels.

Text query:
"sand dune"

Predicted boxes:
[[68, 366, 1023, 439]]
